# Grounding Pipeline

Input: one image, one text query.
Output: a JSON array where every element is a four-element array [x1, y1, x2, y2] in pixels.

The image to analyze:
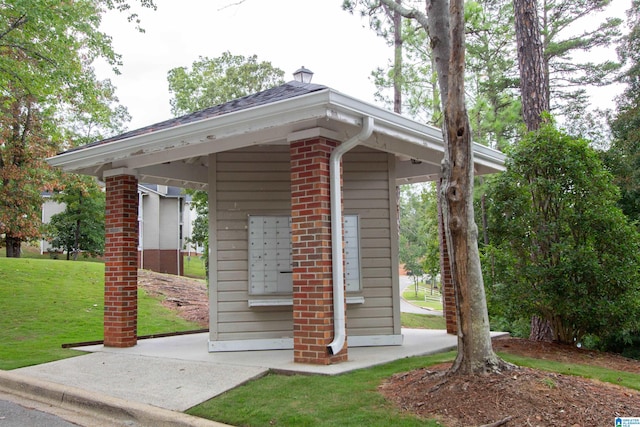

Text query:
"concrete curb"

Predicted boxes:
[[0, 370, 230, 427]]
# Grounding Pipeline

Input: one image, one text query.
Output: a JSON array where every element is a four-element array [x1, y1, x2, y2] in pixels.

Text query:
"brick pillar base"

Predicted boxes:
[[104, 174, 139, 347], [437, 179, 457, 335], [290, 137, 347, 365]]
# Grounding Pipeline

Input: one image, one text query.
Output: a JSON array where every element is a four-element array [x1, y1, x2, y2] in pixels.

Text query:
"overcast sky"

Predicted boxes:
[[96, 0, 631, 132], [96, 0, 387, 130]]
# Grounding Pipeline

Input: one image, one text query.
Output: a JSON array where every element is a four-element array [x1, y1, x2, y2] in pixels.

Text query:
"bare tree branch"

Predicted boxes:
[[217, 0, 248, 12], [480, 416, 513, 427], [378, 0, 429, 30], [0, 14, 28, 41]]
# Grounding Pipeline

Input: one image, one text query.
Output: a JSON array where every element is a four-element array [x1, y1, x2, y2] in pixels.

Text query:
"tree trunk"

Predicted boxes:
[[430, 54, 442, 125], [380, 0, 511, 375], [529, 315, 553, 341], [5, 235, 21, 258], [550, 315, 578, 344], [481, 191, 489, 246], [393, 3, 403, 298], [393, 0, 403, 114], [513, 0, 548, 131], [514, 0, 554, 342], [442, 0, 509, 374], [426, 0, 450, 109], [73, 218, 81, 261]]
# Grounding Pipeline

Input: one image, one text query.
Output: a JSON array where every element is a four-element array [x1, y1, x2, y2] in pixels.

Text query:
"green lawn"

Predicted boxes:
[[402, 284, 443, 311], [401, 312, 446, 329], [3, 254, 638, 426], [0, 244, 48, 259], [187, 349, 640, 426], [183, 254, 206, 279], [188, 351, 457, 427], [499, 352, 640, 392], [0, 257, 201, 370]]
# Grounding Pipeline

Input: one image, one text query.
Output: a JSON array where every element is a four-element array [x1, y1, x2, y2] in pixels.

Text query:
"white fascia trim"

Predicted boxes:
[[46, 88, 432, 172], [47, 90, 338, 171], [326, 91, 505, 171], [472, 143, 507, 172], [326, 91, 444, 145], [47, 87, 505, 173], [136, 184, 186, 199]]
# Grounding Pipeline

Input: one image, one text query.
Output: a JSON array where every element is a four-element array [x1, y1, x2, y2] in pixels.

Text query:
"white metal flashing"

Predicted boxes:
[[348, 334, 404, 347], [207, 334, 403, 352], [102, 168, 138, 179], [286, 127, 342, 143], [209, 338, 294, 352], [247, 297, 365, 307]]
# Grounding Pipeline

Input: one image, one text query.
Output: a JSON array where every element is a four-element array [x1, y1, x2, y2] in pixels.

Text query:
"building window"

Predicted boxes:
[[248, 215, 361, 295]]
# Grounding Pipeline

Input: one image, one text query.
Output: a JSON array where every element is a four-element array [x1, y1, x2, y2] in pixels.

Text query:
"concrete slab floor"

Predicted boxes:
[[15, 329, 506, 412]]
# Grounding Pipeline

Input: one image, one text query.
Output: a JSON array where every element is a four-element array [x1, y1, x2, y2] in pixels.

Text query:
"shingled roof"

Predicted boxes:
[[49, 79, 506, 184], [66, 80, 328, 153]]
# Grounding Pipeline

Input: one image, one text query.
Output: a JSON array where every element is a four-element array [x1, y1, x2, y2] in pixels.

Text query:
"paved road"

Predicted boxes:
[[399, 275, 443, 316], [0, 399, 77, 427]]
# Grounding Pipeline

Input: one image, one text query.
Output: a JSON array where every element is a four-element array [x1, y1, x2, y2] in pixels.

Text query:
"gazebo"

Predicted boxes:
[[48, 77, 504, 365]]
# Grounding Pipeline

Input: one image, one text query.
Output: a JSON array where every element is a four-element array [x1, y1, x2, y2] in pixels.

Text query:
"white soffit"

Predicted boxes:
[[47, 87, 505, 175]]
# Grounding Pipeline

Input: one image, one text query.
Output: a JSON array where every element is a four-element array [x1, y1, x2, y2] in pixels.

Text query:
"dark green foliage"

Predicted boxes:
[[541, 0, 623, 139], [466, 0, 522, 150], [0, 0, 153, 257], [46, 176, 105, 260], [398, 184, 440, 282], [167, 52, 285, 116], [370, 19, 442, 125], [484, 120, 640, 345], [184, 189, 209, 280], [593, 3, 640, 358], [603, 0, 640, 223]]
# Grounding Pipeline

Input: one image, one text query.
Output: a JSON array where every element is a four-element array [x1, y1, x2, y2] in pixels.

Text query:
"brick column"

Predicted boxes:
[[437, 179, 457, 335], [290, 137, 347, 365], [104, 173, 139, 347]]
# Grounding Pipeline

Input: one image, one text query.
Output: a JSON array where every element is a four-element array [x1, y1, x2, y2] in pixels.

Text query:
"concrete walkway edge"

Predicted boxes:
[[0, 369, 229, 427]]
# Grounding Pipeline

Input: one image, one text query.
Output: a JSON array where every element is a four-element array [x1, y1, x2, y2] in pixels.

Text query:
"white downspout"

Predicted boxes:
[[138, 192, 144, 270], [177, 197, 182, 276], [328, 116, 374, 355]]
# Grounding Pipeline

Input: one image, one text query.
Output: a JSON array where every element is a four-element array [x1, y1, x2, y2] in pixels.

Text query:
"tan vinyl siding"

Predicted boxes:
[[212, 145, 397, 342], [214, 146, 293, 341], [343, 147, 395, 337]]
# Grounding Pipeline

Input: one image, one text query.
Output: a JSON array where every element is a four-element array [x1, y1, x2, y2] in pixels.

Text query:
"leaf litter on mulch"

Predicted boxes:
[[380, 338, 640, 427]]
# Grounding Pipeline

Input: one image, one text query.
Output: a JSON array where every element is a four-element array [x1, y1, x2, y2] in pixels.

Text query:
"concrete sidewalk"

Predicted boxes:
[[0, 369, 227, 427], [0, 329, 473, 426], [12, 330, 461, 409]]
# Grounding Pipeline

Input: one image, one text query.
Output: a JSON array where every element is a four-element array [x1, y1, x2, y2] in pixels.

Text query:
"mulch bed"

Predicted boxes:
[[381, 337, 640, 426], [138, 269, 209, 328]]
